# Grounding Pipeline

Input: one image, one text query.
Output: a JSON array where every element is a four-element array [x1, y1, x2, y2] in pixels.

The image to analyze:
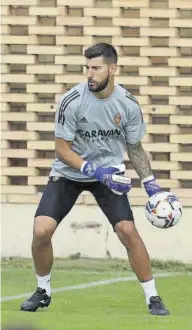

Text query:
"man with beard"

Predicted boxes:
[[21, 43, 169, 316]]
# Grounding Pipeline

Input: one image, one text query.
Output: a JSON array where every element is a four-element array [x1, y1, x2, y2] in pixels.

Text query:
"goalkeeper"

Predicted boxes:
[[21, 43, 169, 315]]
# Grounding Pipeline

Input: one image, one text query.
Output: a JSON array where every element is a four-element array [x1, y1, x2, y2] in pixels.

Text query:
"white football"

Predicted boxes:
[[145, 191, 182, 228]]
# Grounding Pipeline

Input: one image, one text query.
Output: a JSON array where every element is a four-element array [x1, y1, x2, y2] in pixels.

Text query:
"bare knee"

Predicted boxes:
[[33, 216, 57, 246], [115, 221, 140, 248]]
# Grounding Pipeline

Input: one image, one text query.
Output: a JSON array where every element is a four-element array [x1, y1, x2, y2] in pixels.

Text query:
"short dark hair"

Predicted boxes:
[[84, 43, 117, 64]]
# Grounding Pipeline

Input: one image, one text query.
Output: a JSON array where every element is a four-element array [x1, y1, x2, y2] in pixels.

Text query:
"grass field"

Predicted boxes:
[[1, 258, 192, 330]]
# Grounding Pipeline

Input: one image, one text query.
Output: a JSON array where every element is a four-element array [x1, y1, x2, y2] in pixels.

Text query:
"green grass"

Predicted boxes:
[[2, 257, 192, 272], [1, 259, 192, 330]]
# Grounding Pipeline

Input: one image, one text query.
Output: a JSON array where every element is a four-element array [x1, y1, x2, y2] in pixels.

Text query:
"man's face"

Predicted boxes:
[[86, 56, 113, 92]]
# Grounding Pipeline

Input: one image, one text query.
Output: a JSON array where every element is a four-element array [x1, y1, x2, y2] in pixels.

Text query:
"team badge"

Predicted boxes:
[[114, 113, 121, 125]]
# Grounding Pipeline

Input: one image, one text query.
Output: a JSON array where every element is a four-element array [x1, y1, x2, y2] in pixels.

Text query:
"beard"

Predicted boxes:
[[88, 75, 109, 92]]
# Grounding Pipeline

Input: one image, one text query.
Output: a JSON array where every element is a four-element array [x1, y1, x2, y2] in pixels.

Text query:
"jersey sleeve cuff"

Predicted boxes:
[[55, 134, 74, 141]]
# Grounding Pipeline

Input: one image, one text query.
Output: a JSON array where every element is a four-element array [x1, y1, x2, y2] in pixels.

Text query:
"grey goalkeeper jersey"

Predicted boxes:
[[50, 83, 146, 181]]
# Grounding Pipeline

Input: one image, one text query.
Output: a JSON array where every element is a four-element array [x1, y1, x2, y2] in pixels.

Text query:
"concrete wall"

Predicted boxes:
[[1, 203, 191, 263]]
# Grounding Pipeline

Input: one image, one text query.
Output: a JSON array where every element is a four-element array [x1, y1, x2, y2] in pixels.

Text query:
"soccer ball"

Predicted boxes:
[[145, 191, 182, 228]]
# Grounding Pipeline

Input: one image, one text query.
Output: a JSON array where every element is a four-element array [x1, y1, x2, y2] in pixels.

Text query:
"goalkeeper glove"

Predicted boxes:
[[142, 175, 161, 197], [81, 162, 132, 194]]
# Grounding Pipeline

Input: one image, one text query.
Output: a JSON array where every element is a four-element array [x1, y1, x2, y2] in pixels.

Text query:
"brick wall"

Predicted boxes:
[[1, 0, 192, 206]]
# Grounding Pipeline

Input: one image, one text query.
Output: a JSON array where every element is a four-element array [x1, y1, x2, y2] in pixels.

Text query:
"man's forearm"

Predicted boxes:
[[56, 148, 84, 171], [55, 138, 84, 171], [127, 141, 153, 180]]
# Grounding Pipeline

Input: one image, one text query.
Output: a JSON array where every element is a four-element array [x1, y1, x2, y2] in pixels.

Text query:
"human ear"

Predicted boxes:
[[109, 64, 117, 76]]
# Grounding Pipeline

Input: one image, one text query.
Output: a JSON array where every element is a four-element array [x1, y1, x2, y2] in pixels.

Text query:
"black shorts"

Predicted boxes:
[[35, 176, 134, 230]]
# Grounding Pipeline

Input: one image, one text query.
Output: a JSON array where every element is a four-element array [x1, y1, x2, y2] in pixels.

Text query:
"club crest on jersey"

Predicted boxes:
[[114, 113, 121, 125]]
